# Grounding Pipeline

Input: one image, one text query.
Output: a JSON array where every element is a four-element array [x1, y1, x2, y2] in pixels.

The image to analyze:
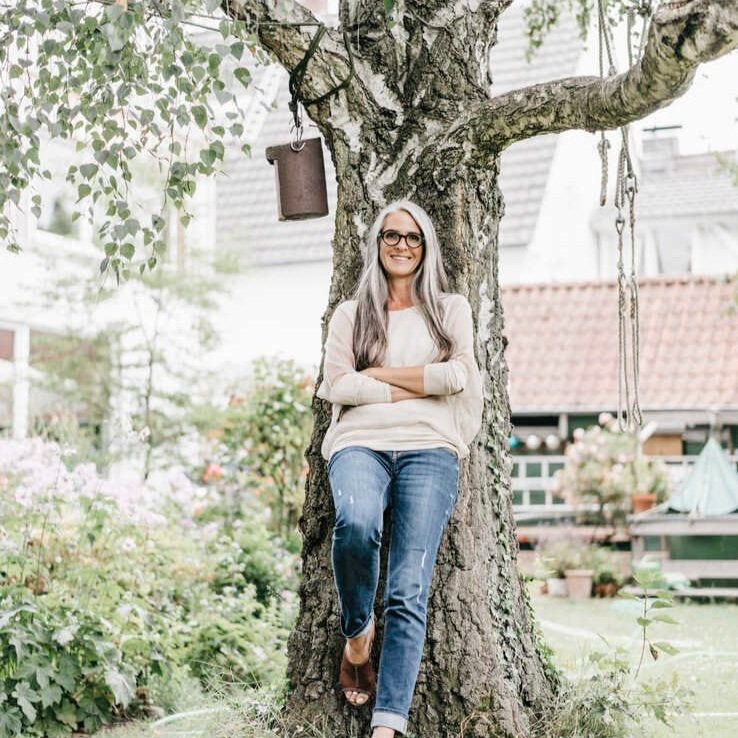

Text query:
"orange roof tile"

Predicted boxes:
[[501, 274, 738, 412]]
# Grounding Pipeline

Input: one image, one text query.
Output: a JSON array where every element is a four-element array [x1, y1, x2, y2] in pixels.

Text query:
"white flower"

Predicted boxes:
[[138, 426, 151, 442], [573, 427, 585, 441], [598, 412, 613, 426], [120, 537, 136, 552]]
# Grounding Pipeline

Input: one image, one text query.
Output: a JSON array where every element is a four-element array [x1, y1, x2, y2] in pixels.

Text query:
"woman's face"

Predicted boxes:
[[377, 209, 424, 278]]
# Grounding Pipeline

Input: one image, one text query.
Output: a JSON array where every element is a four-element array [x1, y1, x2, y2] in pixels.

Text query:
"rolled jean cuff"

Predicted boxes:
[[371, 709, 408, 734]]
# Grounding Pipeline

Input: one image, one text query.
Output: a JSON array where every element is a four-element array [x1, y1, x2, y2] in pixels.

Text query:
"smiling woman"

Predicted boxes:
[[314, 199, 484, 738]]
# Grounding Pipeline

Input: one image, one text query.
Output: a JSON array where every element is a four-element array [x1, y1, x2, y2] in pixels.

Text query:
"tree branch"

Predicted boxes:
[[467, 0, 738, 155], [220, 0, 351, 104]]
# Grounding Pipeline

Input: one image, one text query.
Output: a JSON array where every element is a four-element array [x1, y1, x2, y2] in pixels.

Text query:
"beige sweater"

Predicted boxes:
[[316, 293, 484, 461]]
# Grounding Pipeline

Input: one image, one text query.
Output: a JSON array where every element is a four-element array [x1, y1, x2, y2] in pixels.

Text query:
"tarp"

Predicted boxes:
[[667, 438, 738, 516]]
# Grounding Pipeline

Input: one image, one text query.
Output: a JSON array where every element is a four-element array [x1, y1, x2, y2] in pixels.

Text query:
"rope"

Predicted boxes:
[[596, 0, 644, 434], [287, 24, 355, 149]]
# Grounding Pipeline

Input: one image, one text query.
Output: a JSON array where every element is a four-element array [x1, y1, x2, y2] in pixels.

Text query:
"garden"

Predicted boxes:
[[0, 356, 311, 737], [4, 361, 737, 738]]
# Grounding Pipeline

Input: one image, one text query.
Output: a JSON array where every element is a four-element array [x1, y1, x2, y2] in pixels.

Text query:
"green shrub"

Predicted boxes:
[[0, 597, 166, 737], [178, 585, 295, 692], [0, 437, 300, 736]]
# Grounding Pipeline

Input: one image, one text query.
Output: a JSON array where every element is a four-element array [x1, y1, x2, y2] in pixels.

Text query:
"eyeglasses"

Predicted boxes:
[[378, 229, 424, 249]]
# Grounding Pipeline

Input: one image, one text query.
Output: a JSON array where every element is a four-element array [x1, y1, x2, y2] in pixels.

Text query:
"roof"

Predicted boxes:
[[215, 3, 584, 261], [502, 274, 738, 413], [592, 149, 738, 229]]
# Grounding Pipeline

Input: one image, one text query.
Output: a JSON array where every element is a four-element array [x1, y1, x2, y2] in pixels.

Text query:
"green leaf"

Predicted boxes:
[[0, 707, 23, 737], [233, 67, 251, 88], [79, 163, 98, 179], [35, 664, 54, 689], [200, 148, 216, 166], [12, 682, 40, 722], [192, 105, 207, 129], [120, 243, 135, 260], [636, 617, 652, 627], [54, 699, 77, 726], [39, 683, 62, 709], [652, 640, 679, 655], [231, 41, 244, 60], [210, 140, 224, 160], [652, 613, 679, 625]]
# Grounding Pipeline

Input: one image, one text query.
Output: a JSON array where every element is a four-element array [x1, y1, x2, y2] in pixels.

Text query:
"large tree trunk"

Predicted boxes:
[[282, 122, 559, 738], [220, 1, 738, 735]]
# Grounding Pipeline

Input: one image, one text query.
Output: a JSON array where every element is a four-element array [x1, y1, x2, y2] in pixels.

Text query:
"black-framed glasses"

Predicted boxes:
[[378, 229, 424, 249]]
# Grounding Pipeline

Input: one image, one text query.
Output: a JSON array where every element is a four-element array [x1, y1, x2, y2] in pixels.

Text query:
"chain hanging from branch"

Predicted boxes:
[[596, 0, 645, 434]]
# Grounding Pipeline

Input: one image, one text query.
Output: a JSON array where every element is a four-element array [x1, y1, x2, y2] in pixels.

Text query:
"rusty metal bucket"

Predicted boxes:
[[265, 137, 329, 221]]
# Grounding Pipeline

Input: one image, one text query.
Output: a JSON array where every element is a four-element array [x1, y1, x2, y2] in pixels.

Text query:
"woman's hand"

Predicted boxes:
[[359, 367, 378, 379]]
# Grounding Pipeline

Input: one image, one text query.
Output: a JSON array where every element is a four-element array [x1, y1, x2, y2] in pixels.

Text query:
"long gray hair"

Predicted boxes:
[[349, 199, 456, 371]]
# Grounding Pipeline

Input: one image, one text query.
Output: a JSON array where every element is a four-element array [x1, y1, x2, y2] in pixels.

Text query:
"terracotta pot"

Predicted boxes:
[[564, 569, 594, 598], [631, 492, 658, 513], [546, 577, 568, 597], [594, 581, 619, 598]]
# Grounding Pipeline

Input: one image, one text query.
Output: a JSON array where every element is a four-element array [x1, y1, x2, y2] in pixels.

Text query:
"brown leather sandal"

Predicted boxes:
[[338, 614, 376, 706]]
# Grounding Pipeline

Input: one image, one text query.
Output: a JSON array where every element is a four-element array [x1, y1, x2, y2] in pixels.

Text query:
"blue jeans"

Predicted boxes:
[[327, 445, 460, 735]]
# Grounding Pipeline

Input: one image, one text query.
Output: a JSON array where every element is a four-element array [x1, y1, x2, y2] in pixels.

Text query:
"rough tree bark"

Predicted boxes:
[[222, 1, 738, 735]]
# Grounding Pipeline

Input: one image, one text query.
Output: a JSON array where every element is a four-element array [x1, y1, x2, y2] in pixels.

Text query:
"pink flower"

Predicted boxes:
[[202, 463, 223, 483]]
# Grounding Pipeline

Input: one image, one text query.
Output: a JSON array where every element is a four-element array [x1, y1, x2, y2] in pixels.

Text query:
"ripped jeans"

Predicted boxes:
[[327, 445, 460, 735]]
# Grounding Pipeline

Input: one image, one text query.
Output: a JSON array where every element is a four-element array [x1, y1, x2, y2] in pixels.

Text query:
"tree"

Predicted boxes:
[[2, 0, 737, 735]]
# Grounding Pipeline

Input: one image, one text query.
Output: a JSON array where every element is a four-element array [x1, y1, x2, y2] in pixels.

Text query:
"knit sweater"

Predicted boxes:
[[316, 293, 484, 461]]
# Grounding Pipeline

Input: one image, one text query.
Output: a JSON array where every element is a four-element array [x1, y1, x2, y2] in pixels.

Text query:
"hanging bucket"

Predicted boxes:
[[265, 137, 329, 221]]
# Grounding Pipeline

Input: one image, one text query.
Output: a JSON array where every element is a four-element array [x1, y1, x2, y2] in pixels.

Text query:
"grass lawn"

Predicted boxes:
[[96, 587, 738, 738], [529, 585, 738, 737]]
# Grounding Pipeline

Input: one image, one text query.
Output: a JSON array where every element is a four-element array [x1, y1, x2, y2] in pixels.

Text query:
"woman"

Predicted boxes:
[[316, 199, 484, 737]]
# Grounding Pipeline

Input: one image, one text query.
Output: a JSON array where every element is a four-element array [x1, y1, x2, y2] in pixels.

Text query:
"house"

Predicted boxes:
[[591, 136, 738, 279], [2, 0, 736, 465], [502, 274, 738, 456]]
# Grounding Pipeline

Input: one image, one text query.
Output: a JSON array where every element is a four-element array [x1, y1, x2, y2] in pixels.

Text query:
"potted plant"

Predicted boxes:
[[534, 531, 584, 597], [586, 545, 623, 597], [626, 455, 669, 513], [562, 543, 595, 599]]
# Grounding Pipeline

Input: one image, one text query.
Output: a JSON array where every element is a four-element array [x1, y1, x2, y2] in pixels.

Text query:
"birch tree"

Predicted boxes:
[[2, 1, 737, 735]]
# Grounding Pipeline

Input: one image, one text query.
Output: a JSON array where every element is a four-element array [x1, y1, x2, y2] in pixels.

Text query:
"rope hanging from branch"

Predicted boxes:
[[287, 23, 355, 150], [596, 0, 644, 434]]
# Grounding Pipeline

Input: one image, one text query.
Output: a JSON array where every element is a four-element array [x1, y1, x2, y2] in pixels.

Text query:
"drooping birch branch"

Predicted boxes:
[[221, 0, 351, 102], [466, 0, 738, 155]]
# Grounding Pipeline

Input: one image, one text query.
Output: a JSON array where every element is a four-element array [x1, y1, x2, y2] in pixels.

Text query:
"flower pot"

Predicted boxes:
[[546, 577, 568, 597], [594, 581, 619, 598], [564, 569, 594, 598], [631, 492, 658, 513]]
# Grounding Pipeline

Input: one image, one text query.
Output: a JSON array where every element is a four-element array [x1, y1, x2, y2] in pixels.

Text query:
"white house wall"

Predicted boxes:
[[522, 128, 603, 283]]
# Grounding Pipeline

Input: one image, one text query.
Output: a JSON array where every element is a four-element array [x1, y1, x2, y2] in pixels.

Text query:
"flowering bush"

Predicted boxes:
[[189, 355, 314, 544], [0, 437, 299, 736], [549, 415, 669, 525]]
